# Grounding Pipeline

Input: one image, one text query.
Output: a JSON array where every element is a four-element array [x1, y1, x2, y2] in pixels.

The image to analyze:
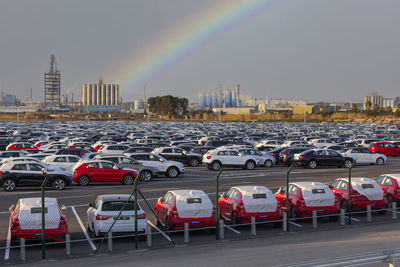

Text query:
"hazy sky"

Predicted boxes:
[[1, 0, 399, 103]]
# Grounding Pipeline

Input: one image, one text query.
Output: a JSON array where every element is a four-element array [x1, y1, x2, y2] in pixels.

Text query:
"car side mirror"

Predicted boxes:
[[88, 202, 94, 208], [159, 158, 164, 162], [113, 165, 119, 170], [41, 168, 47, 175], [9, 204, 14, 212], [60, 204, 67, 211]]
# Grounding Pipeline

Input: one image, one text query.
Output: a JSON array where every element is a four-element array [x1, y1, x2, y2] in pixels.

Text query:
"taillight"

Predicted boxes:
[[60, 215, 66, 224], [284, 154, 288, 158], [12, 217, 20, 227], [0, 171, 3, 175], [207, 156, 211, 159], [270, 153, 277, 156], [299, 155, 305, 159], [137, 213, 146, 219], [96, 214, 111, 220]]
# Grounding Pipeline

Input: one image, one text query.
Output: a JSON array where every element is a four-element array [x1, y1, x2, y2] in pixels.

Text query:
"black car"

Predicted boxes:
[[294, 149, 354, 169], [0, 162, 72, 191], [55, 148, 89, 157], [152, 146, 202, 167], [190, 146, 215, 155], [267, 147, 286, 162], [278, 147, 310, 166]]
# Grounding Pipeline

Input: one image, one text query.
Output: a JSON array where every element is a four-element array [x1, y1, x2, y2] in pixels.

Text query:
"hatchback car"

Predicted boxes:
[[275, 182, 339, 220], [341, 147, 386, 166], [155, 190, 216, 231], [129, 153, 184, 178], [375, 174, 400, 207], [368, 142, 400, 156], [9, 197, 68, 244], [87, 194, 147, 237], [73, 160, 138, 186], [329, 177, 387, 212], [219, 186, 282, 226], [6, 142, 38, 151], [294, 149, 354, 169]]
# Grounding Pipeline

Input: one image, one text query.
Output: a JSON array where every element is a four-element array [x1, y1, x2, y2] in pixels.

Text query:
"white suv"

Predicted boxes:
[[202, 149, 259, 171], [129, 153, 185, 178]]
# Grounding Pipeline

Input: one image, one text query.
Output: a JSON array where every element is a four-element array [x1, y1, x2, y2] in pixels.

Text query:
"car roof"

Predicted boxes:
[[169, 190, 207, 197], [97, 194, 135, 201], [292, 182, 327, 190], [336, 177, 375, 183], [233, 186, 269, 193], [19, 197, 58, 208]]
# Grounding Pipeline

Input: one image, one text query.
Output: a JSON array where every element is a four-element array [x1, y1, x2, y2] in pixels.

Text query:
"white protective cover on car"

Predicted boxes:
[[295, 182, 335, 207], [173, 190, 213, 218], [350, 178, 384, 201], [237, 186, 277, 213], [18, 198, 60, 230]]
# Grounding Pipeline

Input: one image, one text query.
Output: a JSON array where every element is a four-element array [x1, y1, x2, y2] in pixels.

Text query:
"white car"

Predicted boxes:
[[225, 146, 275, 167], [309, 139, 334, 148], [42, 155, 81, 172], [97, 144, 131, 154], [202, 148, 260, 171], [0, 156, 67, 172], [255, 140, 284, 148], [87, 194, 147, 237], [281, 140, 309, 148], [129, 153, 185, 178], [341, 147, 386, 166]]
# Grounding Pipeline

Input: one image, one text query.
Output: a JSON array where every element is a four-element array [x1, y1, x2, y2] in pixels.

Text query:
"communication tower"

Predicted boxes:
[[44, 55, 61, 106]]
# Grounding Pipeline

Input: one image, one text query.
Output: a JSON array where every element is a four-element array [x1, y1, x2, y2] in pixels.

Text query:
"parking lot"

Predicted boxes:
[[2, 158, 400, 265]]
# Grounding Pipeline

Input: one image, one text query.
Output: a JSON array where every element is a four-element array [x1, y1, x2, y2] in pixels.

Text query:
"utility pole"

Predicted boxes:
[[219, 84, 223, 122]]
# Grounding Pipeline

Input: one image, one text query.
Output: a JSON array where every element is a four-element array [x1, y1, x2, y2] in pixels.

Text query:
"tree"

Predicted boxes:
[[365, 100, 372, 111], [147, 95, 188, 117]]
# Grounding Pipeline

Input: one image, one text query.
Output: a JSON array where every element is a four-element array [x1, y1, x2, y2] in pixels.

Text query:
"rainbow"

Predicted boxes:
[[114, 0, 276, 96]]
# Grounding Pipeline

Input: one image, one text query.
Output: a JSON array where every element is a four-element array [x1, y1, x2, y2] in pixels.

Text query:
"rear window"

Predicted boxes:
[[252, 193, 267, 199], [361, 184, 374, 189], [101, 201, 136, 211], [187, 198, 202, 204], [312, 189, 325, 194], [31, 207, 48, 214]]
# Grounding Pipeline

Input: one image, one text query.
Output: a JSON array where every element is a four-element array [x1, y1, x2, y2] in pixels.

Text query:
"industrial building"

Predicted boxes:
[[81, 78, 120, 112], [2, 95, 16, 106], [198, 84, 241, 109], [44, 55, 61, 106], [364, 92, 383, 109]]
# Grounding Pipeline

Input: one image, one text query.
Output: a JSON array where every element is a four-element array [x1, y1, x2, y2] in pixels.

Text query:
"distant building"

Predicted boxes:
[[212, 107, 257, 115], [81, 78, 120, 112], [364, 92, 382, 110], [44, 55, 61, 106], [198, 84, 242, 109], [383, 98, 395, 108], [2, 95, 16, 106], [293, 105, 313, 114]]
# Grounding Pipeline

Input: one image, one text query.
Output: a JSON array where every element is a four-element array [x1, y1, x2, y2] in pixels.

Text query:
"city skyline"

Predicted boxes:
[[1, 0, 400, 103]]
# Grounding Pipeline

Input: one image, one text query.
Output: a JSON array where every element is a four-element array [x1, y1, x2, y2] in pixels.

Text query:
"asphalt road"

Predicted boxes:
[[2, 158, 400, 265]]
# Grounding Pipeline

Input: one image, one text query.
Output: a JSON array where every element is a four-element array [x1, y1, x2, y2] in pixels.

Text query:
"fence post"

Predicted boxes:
[[366, 205, 372, 222], [392, 202, 397, 219], [134, 175, 139, 250], [283, 211, 288, 232], [65, 234, 71, 256], [41, 169, 48, 260], [340, 208, 345, 225], [286, 164, 295, 233], [184, 223, 189, 243], [312, 210, 317, 229], [251, 217, 256, 236], [147, 225, 152, 248], [108, 231, 113, 251], [347, 162, 355, 224], [215, 170, 222, 240], [20, 238, 26, 261], [219, 219, 224, 240]]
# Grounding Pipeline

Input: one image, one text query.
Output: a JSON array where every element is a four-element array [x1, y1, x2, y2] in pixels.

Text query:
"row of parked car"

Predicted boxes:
[[9, 173, 400, 244]]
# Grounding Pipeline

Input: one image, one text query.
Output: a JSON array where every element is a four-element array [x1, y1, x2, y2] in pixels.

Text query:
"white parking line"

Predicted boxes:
[[225, 225, 241, 234], [147, 221, 172, 242], [345, 216, 360, 222], [58, 194, 95, 200], [71, 206, 96, 251], [289, 221, 303, 227], [4, 218, 11, 260]]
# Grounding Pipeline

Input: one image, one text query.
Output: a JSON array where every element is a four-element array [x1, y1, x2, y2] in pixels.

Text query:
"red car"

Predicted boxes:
[[275, 182, 339, 220], [368, 142, 400, 156], [376, 174, 400, 207], [6, 142, 38, 151], [219, 186, 282, 225], [330, 177, 387, 211], [155, 190, 216, 231], [73, 160, 138, 186], [9, 197, 68, 244]]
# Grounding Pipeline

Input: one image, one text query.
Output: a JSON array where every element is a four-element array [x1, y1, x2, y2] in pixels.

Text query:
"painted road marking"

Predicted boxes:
[[225, 225, 241, 234], [345, 216, 360, 222], [4, 218, 11, 260], [71, 206, 96, 251], [147, 221, 172, 242]]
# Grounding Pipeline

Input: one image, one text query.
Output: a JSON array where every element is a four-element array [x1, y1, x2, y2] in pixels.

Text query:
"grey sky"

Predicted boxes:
[[0, 0, 399, 103]]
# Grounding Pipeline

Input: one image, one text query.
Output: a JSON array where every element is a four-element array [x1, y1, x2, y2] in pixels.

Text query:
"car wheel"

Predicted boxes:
[[308, 160, 317, 169], [290, 206, 297, 220], [166, 167, 178, 178], [264, 159, 273, 168], [211, 161, 221, 171], [3, 178, 16, 192], [387, 195, 393, 209], [123, 174, 134, 185], [77, 175, 90, 186], [376, 157, 384, 166], [344, 159, 353, 168], [245, 160, 255, 170], [189, 158, 199, 167], [231, 211, 237, 225], [53, 177, 66, 190], [140, 170, 152, 182]]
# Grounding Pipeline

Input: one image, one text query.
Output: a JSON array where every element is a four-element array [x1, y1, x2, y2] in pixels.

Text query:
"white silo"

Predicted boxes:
[[111, 84, 115, 105], [82, 84, 87, 105], [116, 85, 119, 105], [97, 84, 101, 106], [101, 84, 106, 105], [92, 84, 97, 106], [106, 84, 111, 105], [87, 84, 92, 105]]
